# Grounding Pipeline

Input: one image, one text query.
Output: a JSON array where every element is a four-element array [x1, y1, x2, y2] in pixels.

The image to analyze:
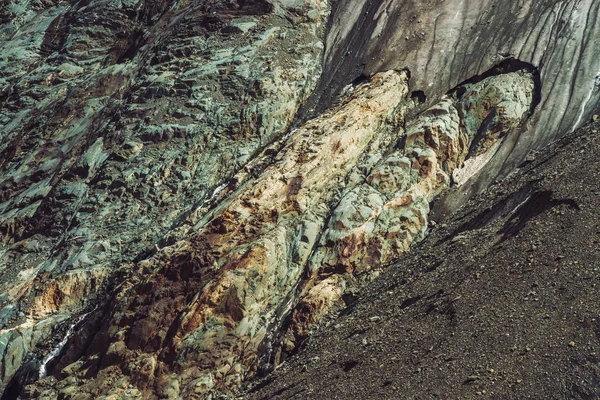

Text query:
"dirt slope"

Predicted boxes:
[[247, 119, 600, 399]]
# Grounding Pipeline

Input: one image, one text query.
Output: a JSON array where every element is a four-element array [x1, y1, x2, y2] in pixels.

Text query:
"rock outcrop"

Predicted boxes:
[[247, 118, 600, 400], [0, 0, 597, 398], [0, 0, 328, 395], [287, 71, 534, 344], [20, 68, 534, 398], [311, 0, 600, 214]]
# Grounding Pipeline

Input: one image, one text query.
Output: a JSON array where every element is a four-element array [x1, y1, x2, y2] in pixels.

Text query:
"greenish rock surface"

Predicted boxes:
[[0, 0, 328, 395], [0, 0, 594, 398]]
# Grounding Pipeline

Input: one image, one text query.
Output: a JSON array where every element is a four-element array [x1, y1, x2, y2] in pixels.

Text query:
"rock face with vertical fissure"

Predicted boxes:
[[0, 0, 598, 399]]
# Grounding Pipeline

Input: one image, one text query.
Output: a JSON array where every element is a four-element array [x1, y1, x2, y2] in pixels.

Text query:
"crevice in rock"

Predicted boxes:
[[410, 90, 427, 105], [449, 58, 542, 116], [256, 182, 351, 376], [116, 29, 146, 64], [338, 293, 358, 317], [351, 74, 369, 87]]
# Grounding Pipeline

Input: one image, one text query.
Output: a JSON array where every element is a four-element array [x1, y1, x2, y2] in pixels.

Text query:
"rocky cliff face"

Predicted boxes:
[[0, 0, 598, 399], [0, 0, 328, 396]]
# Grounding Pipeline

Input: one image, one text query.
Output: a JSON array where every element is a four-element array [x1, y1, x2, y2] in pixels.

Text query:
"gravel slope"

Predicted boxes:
[[247, 119, 600, 399]]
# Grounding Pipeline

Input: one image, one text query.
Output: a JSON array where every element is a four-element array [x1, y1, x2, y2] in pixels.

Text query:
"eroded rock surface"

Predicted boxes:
[[311, 0, 600, 213], [0, 0, 328, 395], [0, 0, 596, 399], [247, 119, 600, 400], [18, 69, 534, 399], [286, 71, 534, 349], [25, 68, 412, 399]]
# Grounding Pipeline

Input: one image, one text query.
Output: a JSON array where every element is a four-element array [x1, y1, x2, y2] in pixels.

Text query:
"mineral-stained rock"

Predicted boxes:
[[23, 69, 534, 398], [0, 0, 329, 393], [27, 69, 412, 398], [287, 71, 534, 345], [246, 118, 600, 400], [310, 0, 600, 215], [0, 0, 595, 398]]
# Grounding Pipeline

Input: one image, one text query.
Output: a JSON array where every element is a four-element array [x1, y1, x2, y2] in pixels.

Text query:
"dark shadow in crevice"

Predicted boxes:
[[449, 58, 542, 115], [451, 59, 542, 167], [116, 30, 145, 64], [351, 74, 369, 87], [411, 90, 427, 104]]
